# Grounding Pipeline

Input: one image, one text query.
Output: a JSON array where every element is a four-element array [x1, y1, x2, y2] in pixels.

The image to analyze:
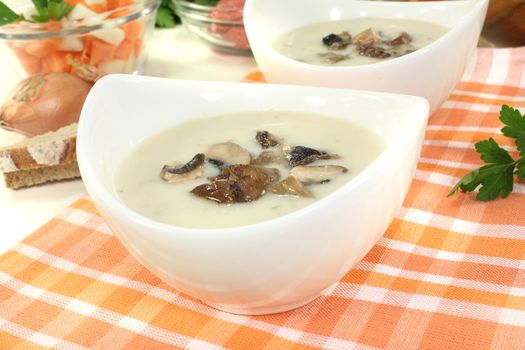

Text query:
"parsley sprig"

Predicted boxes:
[[0, 1, 24, 25], [30, 0, 74, 22], [0, 0, 73, 25], [448, 105, 525, 201]]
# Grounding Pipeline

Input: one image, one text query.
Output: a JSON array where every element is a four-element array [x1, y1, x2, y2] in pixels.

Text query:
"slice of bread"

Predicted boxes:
[[0, 123, 80, 189]]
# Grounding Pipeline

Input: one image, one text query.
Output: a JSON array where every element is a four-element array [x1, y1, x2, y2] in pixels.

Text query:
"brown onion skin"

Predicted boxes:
[[0, 72, 92, 136]]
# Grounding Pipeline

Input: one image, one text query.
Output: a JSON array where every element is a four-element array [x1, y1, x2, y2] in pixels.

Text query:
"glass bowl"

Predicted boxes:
[[172, 0, 250, 55], [0, 0, 160, 80]]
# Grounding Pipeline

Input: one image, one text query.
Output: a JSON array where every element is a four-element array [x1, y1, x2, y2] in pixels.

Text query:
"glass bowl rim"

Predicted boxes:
[[0, 0, 160, 40], [172, 0, 243, 11], [177, 12, 244, 25]]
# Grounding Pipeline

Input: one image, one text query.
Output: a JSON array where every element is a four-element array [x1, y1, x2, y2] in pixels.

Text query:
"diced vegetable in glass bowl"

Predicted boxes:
[[0, 0, 159, 135], [172, 0, 250, 55], [0, 0, 160, 80]]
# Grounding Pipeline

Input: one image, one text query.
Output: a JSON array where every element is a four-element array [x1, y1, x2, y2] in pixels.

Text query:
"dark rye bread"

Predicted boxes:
[[0, 123, 80, 189]]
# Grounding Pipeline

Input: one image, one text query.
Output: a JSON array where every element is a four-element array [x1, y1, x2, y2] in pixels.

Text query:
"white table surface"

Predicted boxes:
[[0, 27, 257, 254]]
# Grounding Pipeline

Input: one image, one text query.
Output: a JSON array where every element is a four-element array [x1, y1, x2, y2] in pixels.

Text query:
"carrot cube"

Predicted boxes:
[[106, 0, 119, 10], [45, 20, 62, 32], [114, 39, 134, 60], [42, 52, 71, 73], [25, 38, 61, 58], [122, 21, 142, 41], [118, 0, 134, 7], [106, 0, 132, 10], [89, 38, 117, 65], [83, 35, 94, 53], [90, 4, 107, 13], [64, 0, 88, 5]]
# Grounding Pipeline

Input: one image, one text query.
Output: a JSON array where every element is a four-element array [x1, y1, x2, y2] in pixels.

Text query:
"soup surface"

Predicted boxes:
[[272, 18, 448, 66], [115, 111, 384, 228]]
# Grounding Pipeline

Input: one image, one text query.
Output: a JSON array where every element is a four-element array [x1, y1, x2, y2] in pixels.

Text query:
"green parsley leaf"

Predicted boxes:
[[475, 163, 515, 201], [31, 12, 48, 22], [29, 0, 73, 22], [517, 136, 525, 158], [448, 169, 482, 196], [517, 158, 525, 180], [0, 1, 24, 25], [448, 163, 516, 201], [475, 138, 514, 164], [31, 0, 47, 13], [48, 0, 73, 20], [155, 6, 176, 28], [500, 105, 525, 140], [449, 105, 525, 201]]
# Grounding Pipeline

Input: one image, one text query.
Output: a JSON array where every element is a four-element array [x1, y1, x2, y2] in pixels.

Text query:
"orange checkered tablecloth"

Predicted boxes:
[[1, 47, 525, 349]]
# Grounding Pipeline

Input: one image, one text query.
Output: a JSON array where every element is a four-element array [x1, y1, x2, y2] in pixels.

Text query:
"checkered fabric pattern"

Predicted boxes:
[[1, 47, 524, 349]]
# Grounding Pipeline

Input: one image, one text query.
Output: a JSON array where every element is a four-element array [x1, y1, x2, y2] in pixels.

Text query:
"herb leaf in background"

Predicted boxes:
[[155, 0, 177, 28], [193, 0, 218, 5], [448, 105, 525, 201], [156, 6, 176, 28], [154, 0, 219, 28], [0, 1, 24, 25]]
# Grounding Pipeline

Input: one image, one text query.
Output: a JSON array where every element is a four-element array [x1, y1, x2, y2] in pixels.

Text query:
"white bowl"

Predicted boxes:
[[77, 75, 428, 315], [244, 0, 488, 113]]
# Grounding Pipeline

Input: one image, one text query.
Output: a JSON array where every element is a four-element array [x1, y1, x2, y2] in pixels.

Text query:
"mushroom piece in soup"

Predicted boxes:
[[115, 111, 384, 229], [272, 18, 448, 66]]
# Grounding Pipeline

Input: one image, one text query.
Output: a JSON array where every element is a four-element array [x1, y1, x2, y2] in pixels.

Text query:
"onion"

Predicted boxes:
[[0, 72, 92, 136]]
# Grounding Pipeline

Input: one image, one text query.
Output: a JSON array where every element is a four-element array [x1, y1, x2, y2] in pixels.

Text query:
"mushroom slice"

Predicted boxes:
[[160, 153, 205, 183], [322, 31, 352, 49], [252, 150, 279, 166], [279, 143, 293, 162], [358, 45, 391, 59], [207, 158, 225, 169], [388, 32, 412, 46], [270, 176, 312, 197], [225, 164, 280, 185], [256, 130, 280, 149], [290, 165, 348, 184], [191, 164, 277, 203], [352, 28, 382, 47], [206, 142, 251, 165], [191, 179, 235, 203], [285, 145, 339, 167], [260, 167, 281, 184], [318, 52, 348, 64]]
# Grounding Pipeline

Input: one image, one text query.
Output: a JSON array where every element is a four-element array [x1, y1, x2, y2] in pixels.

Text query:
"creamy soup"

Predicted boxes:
[[115, 111, 384, 228], [272, 18, 448, 66]]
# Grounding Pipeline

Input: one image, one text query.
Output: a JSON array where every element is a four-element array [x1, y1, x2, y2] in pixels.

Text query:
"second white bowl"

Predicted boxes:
[[244, 0, 488, 113]]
